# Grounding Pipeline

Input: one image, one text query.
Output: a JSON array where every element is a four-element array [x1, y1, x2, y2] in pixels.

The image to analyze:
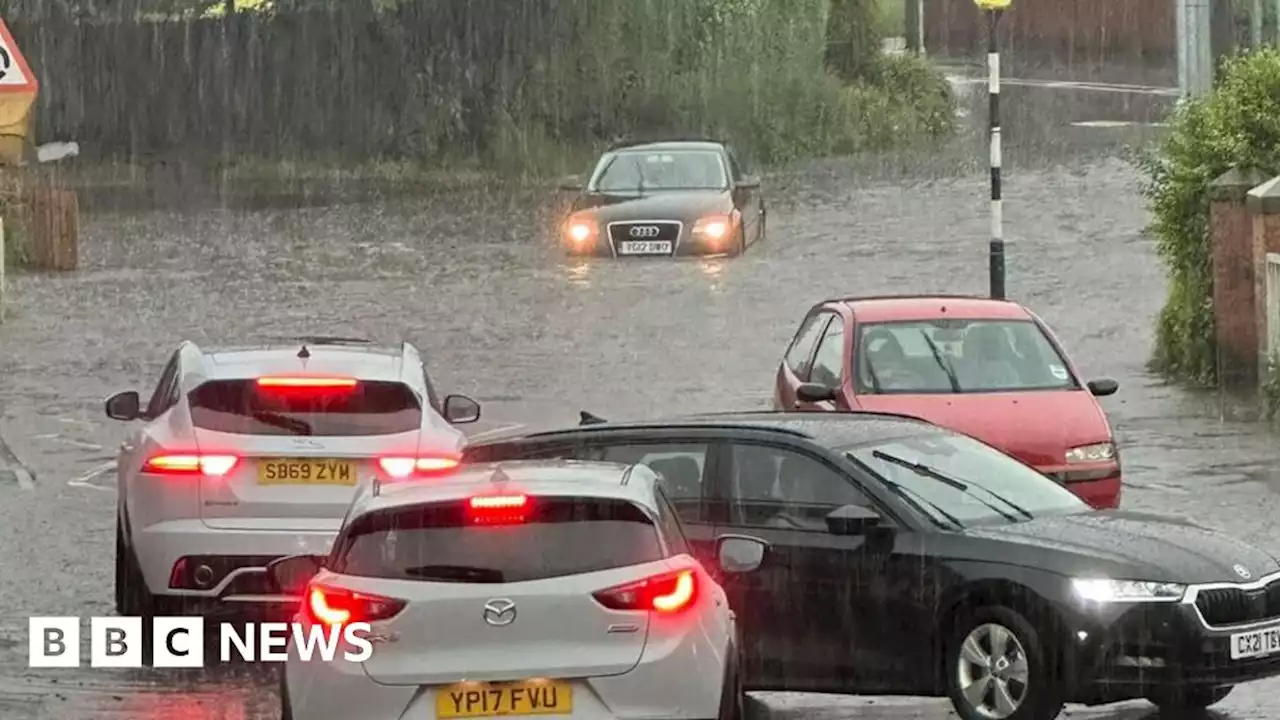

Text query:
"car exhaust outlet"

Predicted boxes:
[[193, 564, 216, 588]]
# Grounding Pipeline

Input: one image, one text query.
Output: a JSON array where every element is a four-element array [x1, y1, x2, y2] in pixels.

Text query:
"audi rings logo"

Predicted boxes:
[[628, 225, 661, 239], [482, 598, 517, 627]]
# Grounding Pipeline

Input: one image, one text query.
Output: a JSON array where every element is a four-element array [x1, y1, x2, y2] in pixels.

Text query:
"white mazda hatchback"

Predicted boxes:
[[106, 337, 481, 618], [270, 460, 769, 720]]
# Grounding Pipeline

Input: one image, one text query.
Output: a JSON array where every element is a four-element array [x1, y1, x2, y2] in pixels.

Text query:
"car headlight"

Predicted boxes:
[[1065, 441, 1116, 464], [693, 214, 733, 240], [563, 217, 595, 244], [1071, 578, 1186, 603]]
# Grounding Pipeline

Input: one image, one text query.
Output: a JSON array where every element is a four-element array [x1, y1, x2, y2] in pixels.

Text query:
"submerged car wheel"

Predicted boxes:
[[115, 517, 155, 618], [1146, 685, 1233, 714], [946, 606, 1062, 720]]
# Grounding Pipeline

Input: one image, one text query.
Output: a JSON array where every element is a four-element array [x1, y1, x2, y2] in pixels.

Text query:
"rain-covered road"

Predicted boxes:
[[2, 81, 1280, 719]]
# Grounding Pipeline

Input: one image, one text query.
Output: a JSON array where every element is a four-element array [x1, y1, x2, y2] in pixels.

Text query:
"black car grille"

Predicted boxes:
[[608, 221, 681, 244], [1194, 578, 1280, 626]]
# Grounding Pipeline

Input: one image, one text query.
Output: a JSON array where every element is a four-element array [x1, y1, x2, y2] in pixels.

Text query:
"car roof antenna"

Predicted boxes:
[[297, 345, 311, 359], [580, 410, 607, 425]]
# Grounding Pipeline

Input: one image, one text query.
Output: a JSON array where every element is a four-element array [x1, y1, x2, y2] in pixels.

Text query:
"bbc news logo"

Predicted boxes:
[[28, 617, 374, 668]]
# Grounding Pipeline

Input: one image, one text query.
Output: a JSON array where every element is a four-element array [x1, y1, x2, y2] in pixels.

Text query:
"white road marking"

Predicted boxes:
[[67, 460, 115, 492], [1071, 120, 1169, 128]]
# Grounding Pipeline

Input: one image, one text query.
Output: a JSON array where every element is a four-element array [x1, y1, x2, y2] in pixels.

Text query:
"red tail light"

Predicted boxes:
[[142, 453, 239, 477], [377, 456, 460, 479], [467, 494, 529, 524], [256, 376, 358, 390], [593, 569, 697, 613], [304, 585, 406, 627]]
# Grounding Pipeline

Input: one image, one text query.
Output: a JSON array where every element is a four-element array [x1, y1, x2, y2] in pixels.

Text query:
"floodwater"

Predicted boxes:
[[1, 80, 1279, 719]]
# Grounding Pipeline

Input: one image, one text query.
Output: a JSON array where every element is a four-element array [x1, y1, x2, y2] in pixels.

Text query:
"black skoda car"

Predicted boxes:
[[556, 139, 766, 258], [464, 411, 1280, 720]]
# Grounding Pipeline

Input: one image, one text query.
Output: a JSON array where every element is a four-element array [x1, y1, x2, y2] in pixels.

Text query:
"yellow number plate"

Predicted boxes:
[[436, 681, 573, 718], [256, 459, 356, 486]]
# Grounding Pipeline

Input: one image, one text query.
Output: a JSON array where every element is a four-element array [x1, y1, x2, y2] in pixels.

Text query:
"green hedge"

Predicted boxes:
[[1139, 49, 1280, 384], [467, 0, 954, 175]]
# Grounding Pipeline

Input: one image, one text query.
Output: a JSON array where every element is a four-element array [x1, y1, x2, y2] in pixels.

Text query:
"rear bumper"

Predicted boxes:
[[133, 518, 334, 608]]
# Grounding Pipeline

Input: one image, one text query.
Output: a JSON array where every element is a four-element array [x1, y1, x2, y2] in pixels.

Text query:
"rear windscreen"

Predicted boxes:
[[188, 379, 422, 436], [331, 496, 663, 583]]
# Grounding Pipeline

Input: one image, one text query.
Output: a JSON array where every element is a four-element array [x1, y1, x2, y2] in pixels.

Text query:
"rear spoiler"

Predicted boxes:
[[580, 410, 607, 425]]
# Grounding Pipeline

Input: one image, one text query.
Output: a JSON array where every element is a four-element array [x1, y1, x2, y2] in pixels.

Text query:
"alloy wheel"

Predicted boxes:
[[955, 622, 1030, 719]]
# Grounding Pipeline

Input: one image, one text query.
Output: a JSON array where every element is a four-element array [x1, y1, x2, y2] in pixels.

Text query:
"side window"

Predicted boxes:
[[597, 443, 709, 523], [726, 150, 744, 182], [809, 319, 847, 388], [784, 313, 832, 379], [727, 444, 872, 531], [144, 353, 181, 419], [655, 489, 691, 556]]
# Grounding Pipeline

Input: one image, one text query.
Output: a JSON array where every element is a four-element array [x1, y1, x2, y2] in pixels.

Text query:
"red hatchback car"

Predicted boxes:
[[773, 295, 1122, 509]]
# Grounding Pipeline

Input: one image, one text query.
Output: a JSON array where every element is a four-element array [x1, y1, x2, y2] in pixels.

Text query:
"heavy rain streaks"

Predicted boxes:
[[0, 3, 1279, 720]]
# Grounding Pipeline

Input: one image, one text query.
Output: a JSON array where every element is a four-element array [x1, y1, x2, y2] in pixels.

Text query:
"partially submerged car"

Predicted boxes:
[[557, 139, 766, 258]]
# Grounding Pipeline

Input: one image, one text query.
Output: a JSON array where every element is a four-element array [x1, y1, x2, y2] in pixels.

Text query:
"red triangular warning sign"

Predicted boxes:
[[0, 19, 37, 94]]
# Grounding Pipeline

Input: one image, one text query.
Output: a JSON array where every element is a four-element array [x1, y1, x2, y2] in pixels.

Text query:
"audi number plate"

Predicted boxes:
[[1231, 624, 1280, 660], [618, 240, 672, 255]]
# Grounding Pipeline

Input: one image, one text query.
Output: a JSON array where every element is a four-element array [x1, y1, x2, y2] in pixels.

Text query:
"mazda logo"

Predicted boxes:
[[483, 598, 517, 626], [1234, 564, 1252, 580], [629, 225, 660, 238]]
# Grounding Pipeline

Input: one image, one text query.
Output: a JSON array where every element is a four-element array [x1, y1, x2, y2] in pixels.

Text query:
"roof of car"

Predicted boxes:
[[201, 343, 410, 382], [816, 295, 1033, 323], [353, 460, 662, 515], [606, 140, 725, 154], [480, 411, 947, 450]]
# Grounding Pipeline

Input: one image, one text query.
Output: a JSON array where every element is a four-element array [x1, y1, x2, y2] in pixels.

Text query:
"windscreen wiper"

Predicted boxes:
[[871, 450, 1033, 522], [919, 330, 961, 392], [404, 564, 505, 583], [874, 475, 965, 530], [252, 410, 312, 436]]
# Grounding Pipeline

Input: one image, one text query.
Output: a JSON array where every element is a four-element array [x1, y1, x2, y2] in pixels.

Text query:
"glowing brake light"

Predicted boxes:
[[304, 585, 406, 628], [377, 456, 460, 479], [466, 494, 529, 524], [256, 376, 358, 389], [592, 569, 697, 613], [142, 453, 239, 477]]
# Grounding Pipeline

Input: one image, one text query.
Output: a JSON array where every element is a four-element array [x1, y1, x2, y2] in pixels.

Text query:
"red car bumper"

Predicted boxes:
[[1041, 464, 1122, 509]]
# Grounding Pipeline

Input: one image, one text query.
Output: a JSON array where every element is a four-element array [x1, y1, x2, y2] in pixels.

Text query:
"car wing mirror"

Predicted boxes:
[[715, 534, 769, 573], [558, 175, 583, 191], [796, 382, 837, 403], [104, 391, 142, 421], [1087, 378, 1118, 397], [735, 176, 760, 190], [267, 554, 325, 595], [825, 504, 883, 536], [443, 394, 481, 424]]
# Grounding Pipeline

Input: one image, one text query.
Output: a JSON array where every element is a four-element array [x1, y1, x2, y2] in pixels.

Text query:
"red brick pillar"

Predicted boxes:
[[1211, 168, 1269, 388], [1247, 176, 1280, 380]]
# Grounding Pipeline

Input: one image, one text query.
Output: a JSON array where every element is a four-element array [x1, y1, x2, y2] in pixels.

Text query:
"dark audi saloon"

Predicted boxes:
[[556, 139, 766, 258]]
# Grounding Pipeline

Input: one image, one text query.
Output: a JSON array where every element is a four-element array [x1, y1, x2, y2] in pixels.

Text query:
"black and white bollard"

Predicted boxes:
[[975, 0, 1010, 299]]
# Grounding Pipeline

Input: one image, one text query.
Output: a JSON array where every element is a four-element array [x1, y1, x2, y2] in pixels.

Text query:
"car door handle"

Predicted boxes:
[[120, 443, 134, 452]]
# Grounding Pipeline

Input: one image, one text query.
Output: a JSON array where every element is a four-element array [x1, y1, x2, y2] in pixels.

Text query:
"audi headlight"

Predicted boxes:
[[1065, 442, 1116, 464], [1071, 578, 1186, 603]]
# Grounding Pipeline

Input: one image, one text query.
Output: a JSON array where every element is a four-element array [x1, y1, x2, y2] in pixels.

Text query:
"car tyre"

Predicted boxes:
[[945, 605, 1063, 720], [717, 647, 745, 720], [115, 516, 155, 618], [280, 670, 295, 720], [1146, 685, 1233, 715]]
